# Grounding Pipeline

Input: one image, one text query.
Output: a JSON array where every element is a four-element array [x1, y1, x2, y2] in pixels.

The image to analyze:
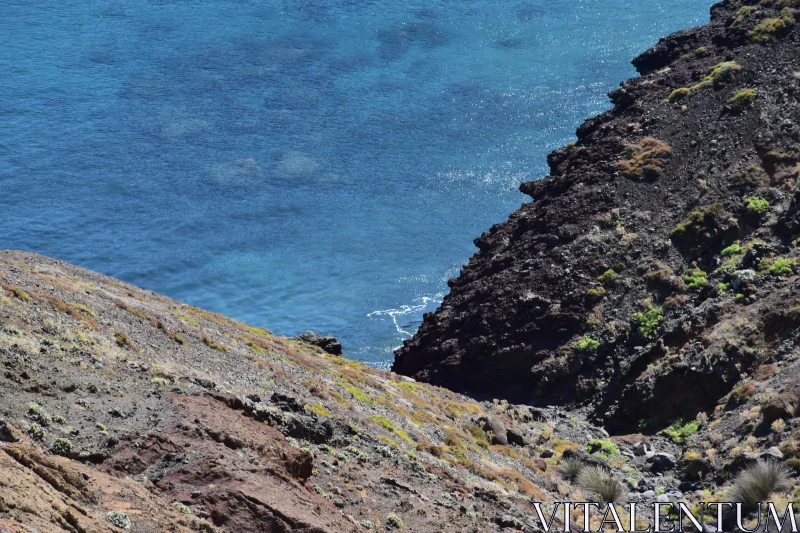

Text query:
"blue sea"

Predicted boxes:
[[1, 0, 715, 367]]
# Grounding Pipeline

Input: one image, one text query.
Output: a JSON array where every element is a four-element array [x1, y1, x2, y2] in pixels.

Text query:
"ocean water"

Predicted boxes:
[[1, 0, 715, 367]]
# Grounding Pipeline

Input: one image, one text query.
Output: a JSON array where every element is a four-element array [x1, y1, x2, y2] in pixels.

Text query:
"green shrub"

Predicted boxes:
[[586, 286, 606, 297], [387, 513, 404, 529], [668, 88, 692, 103], [717, 282, 731, 292], [695, 46, 709, 56], [597, 269, 618, 286], [28, 403, 52, 427], [660, 419, 702, 444], [28, 423, 46, 441], [729, 460, 790, 506], [173, 502, 192, 514], [729, 88, 757, 106], [746, 196, 770, 214], [721, 243, 742, 257], [732, 5, 754, 26], [573, 336, 600, 353], [587, 439, 619, 456], [751, 11, 795, 42], [670, 204, 722, 238], [578, 466, 626, 503], [682, 268, 708, 289], [152, 377, 171, 387], [106, 510, 132, 529], [51, 438, 74, 457], [703, 61, 742, 84], [769, 258, 795, 276], [632, 305, 664, 340]]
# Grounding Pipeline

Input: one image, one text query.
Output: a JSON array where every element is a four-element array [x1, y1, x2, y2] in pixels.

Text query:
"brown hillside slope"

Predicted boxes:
[[1, 250, 612, 533]]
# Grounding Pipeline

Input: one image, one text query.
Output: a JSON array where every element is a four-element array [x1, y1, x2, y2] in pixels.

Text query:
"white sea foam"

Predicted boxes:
[[367, 293, 444, 338]]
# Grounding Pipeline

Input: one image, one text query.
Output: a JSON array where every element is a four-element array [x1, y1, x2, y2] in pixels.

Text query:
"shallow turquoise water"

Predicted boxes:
[[1, 0, 715, 367]]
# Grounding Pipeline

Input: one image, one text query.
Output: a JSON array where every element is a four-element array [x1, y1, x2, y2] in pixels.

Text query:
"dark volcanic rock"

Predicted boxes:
[[295, 330, 343, 355], [394, 0, 800, 433]]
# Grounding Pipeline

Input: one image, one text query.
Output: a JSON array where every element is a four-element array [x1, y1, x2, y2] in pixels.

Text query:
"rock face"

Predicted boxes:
[[394, 0, 800, 432]]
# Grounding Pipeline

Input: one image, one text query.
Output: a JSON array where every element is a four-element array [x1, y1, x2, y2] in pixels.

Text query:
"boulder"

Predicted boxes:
[[283, 414, 335, 444], [651, 452, 676, 472], [295, 331, 343, 355], [0, 420, 19, 443], [684, 457, 711, 480], [633, 442, 650, 456], [760, 392, 797, 424], [482, 416, 508, 445], [506, 428, 529, 447]]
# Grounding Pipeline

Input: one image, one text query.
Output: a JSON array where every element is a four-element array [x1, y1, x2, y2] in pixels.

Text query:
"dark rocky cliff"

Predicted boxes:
[[394, 0, 800, 433]]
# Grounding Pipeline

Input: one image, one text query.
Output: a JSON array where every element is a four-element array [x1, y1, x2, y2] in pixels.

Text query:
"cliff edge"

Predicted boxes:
[[394, 0, 800, 433]]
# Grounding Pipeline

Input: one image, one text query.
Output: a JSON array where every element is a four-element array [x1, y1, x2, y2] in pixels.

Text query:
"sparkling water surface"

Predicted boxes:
[[1, 0, 715, 367]]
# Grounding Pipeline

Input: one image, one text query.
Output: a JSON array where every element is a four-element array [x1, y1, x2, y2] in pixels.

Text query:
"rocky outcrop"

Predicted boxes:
[[295, 330, 343, 355], [394, 0, 800, 432]]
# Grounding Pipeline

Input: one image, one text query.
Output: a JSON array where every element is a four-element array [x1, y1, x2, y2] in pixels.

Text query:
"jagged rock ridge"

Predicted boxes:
[[394, 0, 800, 433]]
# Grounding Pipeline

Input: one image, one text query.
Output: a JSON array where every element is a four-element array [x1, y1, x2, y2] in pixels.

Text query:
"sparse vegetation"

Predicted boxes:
[[114, 331, 130, 347], [769, 257, 795, 276], [578, 466, 626, 503], [682, 268, 708, 289], [721, 243, 743, 257], [51, 438, 74, 457], [729, 88, 757, 106], [387, 513, 404, 529], [613, 138, 672, 180], [632, 305, 664, 340], [586, 286, 606, 297], [661, 419, 702, 444], [597, 269, 618, 286], [573, 336, 600, 353], [173, 502, 192, 514], [746, 196, 770, 214], [668, 87, 692, 103], [729, 460, 791, 507], [587, 438, 619, 456], [203, 336, 229, 352], [670, 204, 722, 238], [28, 423, 45, 441], [106, 510, 132, 529], [751, 10, 795, 42], [2, 284, 31, 302], [28, 403, 52, 426], [703, 61, 742, 84], [561, 457, 585, 481], [152, 376, 172, 387]]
